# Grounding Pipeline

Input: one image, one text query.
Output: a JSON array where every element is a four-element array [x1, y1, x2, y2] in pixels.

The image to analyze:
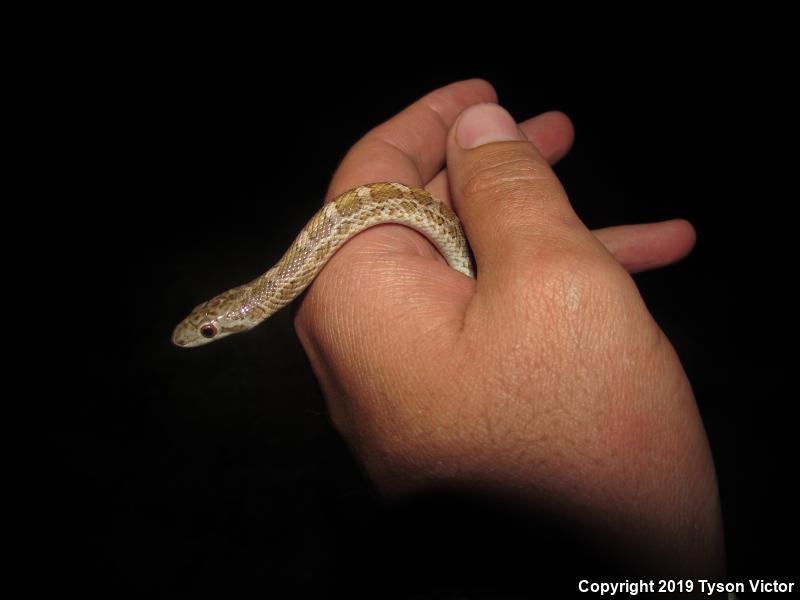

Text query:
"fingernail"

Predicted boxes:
[[455, 103, 525, 149]]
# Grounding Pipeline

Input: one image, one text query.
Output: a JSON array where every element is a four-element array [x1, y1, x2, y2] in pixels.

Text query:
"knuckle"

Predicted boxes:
[[462, 150, 553, 201]]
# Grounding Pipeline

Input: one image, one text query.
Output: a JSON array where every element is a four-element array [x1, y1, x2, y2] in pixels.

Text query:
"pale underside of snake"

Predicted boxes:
[[172, 182, 474, 348]]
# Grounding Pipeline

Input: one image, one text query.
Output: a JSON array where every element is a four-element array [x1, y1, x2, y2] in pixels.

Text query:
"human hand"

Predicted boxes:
[[294, 80, 723, 577]]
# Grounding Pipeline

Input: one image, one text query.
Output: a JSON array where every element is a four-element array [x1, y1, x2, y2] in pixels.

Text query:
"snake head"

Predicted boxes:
[[172, 287, 253, 348]]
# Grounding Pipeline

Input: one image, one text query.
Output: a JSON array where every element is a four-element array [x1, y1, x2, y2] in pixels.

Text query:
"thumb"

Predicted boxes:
[[447, 103, 597, 281]]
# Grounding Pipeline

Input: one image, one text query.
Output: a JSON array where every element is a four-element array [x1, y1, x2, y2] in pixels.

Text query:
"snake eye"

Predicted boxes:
[[200, 323, 217, 339]]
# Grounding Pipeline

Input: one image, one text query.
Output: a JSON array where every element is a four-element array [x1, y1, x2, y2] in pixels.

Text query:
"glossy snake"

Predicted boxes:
[[172, 182, 473, 347]]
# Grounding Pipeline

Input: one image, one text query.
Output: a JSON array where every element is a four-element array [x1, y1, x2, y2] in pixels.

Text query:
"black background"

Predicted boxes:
[[17, 35, 796, 598]]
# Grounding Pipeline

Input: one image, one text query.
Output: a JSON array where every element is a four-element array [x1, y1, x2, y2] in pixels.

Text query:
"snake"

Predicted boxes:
[[172, 182, 474, 347]]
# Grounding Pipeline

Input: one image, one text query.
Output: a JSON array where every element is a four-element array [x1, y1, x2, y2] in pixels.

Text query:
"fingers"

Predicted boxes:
[[519, 110, 574, 165], [325, 83, 688, 284], [326, 79, 497, 200], [426, 110, 574, 202], [594, 220, 697, 274], [446, 103, 598, 279]]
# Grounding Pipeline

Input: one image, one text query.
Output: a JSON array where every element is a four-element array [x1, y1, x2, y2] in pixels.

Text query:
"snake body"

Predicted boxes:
[[172, 182, 473, 347]]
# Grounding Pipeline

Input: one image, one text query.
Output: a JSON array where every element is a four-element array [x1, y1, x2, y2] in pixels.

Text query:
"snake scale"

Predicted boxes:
[[172, 182, 474, 347]]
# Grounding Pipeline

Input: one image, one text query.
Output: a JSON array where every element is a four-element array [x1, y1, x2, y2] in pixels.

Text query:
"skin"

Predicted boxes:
[[293, 79, 723, 578]]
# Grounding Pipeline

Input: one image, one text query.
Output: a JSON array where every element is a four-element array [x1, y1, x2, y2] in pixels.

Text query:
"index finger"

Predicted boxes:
[[326, 79, 497, 201]]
